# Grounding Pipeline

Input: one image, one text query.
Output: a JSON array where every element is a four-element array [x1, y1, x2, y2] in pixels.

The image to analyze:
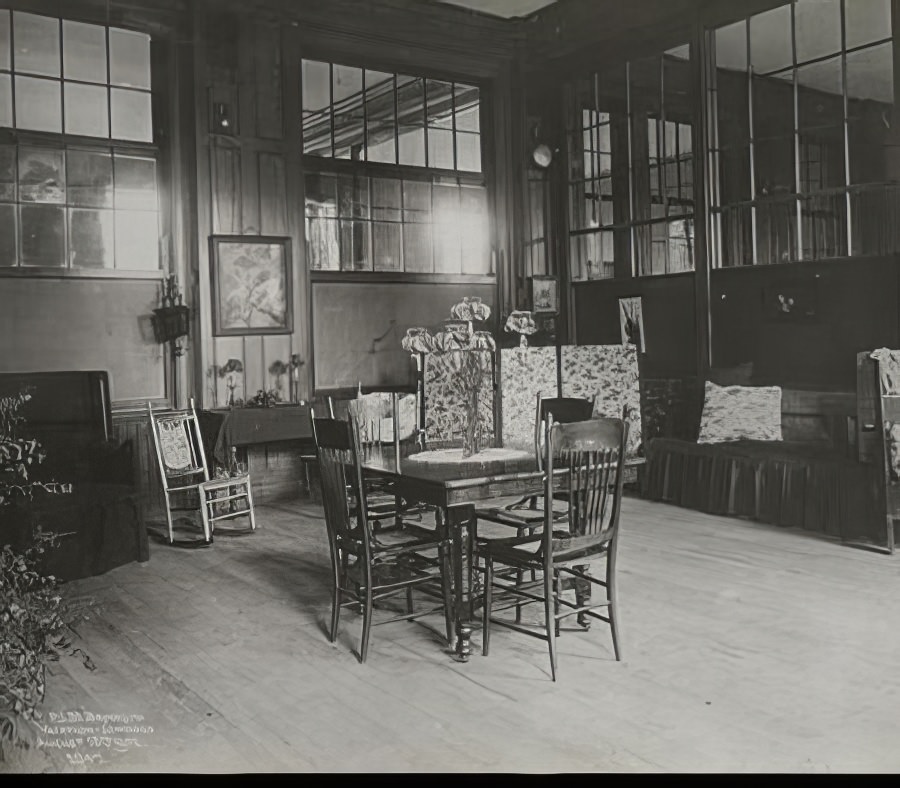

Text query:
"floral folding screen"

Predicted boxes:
[[423, 352, 495, 446], [500, 345, 558, 451], [560, 344, 642, 458]]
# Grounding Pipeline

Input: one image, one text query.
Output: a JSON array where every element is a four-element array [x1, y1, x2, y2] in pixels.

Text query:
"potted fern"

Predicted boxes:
[[0, 387, 94, 767]]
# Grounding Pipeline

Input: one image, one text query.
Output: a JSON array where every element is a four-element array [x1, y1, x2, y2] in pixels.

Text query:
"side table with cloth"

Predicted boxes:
[[198, 405, 315, 495]]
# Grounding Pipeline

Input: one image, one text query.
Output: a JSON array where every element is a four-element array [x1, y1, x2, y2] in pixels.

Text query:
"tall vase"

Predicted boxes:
[[462, 385, 480, 458]]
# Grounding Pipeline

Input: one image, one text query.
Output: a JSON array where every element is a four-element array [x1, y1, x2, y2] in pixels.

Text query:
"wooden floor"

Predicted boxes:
[[23, 494, 900, 773]]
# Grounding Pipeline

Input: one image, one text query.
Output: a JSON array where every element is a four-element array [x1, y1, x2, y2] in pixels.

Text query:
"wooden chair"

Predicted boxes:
[[147, 399, 256, 547], [311, 409, 454, 663], [478, 414, 629, 681], [473, 393, 597, 533]]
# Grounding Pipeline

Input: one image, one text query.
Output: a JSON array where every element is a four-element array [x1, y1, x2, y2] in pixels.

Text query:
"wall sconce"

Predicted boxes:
[[152, 274, 191, 405], [212, 101, 233, 134]]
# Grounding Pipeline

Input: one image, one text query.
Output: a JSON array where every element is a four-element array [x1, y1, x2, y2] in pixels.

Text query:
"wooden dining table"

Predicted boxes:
[[363, 446, 644, 661]]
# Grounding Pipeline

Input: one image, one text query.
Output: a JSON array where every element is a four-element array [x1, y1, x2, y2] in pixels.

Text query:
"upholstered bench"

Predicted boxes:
[[644, 384, 881, 543]]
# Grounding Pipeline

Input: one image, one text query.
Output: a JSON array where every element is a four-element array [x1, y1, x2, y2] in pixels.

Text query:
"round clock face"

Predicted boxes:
[[532, 143, 553, 168]]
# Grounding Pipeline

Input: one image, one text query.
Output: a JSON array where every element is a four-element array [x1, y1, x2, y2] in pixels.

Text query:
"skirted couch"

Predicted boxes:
[[643, 369, 882, 546]]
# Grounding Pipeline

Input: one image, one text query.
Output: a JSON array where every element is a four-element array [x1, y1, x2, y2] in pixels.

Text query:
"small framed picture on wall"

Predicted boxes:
[[531, 275, 559, 315]]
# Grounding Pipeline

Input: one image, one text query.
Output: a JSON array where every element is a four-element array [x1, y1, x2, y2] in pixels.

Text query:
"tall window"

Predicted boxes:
[[0, 11, 158, 273], [709, 0, 895, 266], [301, 59, 489, 275], [565, 46, 694, 280]]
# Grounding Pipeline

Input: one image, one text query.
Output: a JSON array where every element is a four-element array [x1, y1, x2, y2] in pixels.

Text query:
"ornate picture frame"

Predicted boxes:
[[209, 235, 293, 336]]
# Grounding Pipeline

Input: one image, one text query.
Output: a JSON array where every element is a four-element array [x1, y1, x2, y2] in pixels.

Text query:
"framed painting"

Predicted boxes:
[[209, 235, 293, 336], [618, 296, 646, 353], [531, 275, 559, 315]]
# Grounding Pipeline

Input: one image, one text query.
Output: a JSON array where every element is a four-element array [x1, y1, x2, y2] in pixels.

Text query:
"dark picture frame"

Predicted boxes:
[[531, 275, 559, 315], [209, 235, 293, 336]]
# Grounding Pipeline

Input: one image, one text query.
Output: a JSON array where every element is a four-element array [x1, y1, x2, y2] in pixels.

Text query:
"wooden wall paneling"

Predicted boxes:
[[211, 138, 243, 234], [259, 152, 289, 236], [251, 22, 284, 140]]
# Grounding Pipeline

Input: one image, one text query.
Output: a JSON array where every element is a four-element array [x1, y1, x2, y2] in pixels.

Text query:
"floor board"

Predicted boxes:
[[18, 496, 900, 773]]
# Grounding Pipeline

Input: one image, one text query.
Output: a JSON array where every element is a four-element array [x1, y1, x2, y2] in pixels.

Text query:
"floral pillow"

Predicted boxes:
[[696, 382, 783, 444]]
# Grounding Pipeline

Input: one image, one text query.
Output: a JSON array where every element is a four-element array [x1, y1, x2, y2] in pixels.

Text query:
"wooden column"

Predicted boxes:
[[691, 20, 712, 378]]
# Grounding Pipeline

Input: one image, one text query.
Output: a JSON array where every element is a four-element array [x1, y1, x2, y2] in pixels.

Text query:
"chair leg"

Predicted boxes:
[[554, 571, 562, 637], [608, 554, 622, 661], [163, 492, 176, 545], [330, 585, 343, 643], [515, 527, 525, 624], [199, 494, 213, 544], [544, 567, 558, 682], [245, 479, 257, 531], [482, 556, 493, 657], [406, 585, 414, 614], [359, 588, 374, 664], [439, 542, 454, 646]]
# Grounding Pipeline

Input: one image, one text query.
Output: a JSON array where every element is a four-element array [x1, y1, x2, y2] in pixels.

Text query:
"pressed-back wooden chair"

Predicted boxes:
[[473, 393, 596, 533], [478, 414, 629, 681], [148, 398, 256, 547], [311, 409, 453, 663]]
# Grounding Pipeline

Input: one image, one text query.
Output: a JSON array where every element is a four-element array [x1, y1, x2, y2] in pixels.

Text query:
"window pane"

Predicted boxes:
[[846, 0, 891, 49], [432, 183, 460, 273], [0, 74, 10, 128], [14, 12, 60, 78], [338, 174, 368, 219], [111, 88, 152, 141], [397, 76, 426, 167], [460, 186, 490, 274], [365, 69, 396, 164], [109, 28, 150, 89], [454, 83, 480, 132], [795, 0, 840, 64], [69, 208, 114, 268], [302, 60, 332, 157], [750, 6, 792, 74], [716, 21, 747, 73], [114, 155, 157, 210], [304, 172, 339, 270], [371, 177, 401, 221], [67, 149, 113, 207], [848, 43, 894, 186], [15, 76, 62, 133], [19, 147, 64, 203], [20, 204, 65, 266], [339, 219, 370, 270], [114, 210, 158, 270], [0, 145, 14, 201], [0, 12, 9, 71], [403, 221, 433, 272], [456, 130, 481, 172], [332, 64, 363, 160], [372, 222, 401, 270], [64, 82, 109, 137], [428, 127, 454, 169], [63, 19, 107, 83], [0, 203, 14, 265]]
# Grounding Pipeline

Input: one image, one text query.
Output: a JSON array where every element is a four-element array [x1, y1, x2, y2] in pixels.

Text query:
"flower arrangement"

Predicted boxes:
[[267, 354, 304, 403], [218, 358, 244, 406], [504, 310, 538, 348], [401, 297, 496, 457]]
